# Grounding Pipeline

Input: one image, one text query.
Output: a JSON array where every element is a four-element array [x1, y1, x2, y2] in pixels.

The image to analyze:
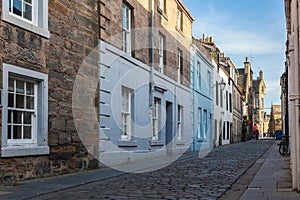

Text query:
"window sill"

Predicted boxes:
[[150, 140, 164, 146], [1, 145, 49, 157], [3, 14, 50, 38], [157, 7, 168, 21], [176, 140, 185, 146], [175, 27, 185, 37], [118, 140, 138, 147]]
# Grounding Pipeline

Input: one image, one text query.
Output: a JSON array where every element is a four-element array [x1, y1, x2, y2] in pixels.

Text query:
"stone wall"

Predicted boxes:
[[100, 0, 192, 87], [0, 0, 99, 184]]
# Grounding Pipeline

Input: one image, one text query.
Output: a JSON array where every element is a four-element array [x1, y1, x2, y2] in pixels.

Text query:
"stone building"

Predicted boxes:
[[284, 0, 300, 191], [0, 1, 99, 183], [252, 70, 266, 137], [268, 105, 282, 134], [98, 0, 194, 168], [280, 69, 288, 137], [238, 57, 254, 140]]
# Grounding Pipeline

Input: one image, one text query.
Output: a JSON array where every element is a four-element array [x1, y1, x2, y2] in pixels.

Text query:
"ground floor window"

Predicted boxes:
[[152, 98, 161, 141], [121, 86, 133, 140], [2, 64, 49, 157], [177, 105, 183, 140]]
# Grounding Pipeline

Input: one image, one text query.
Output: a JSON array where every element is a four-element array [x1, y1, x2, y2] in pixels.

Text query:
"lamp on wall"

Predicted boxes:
[[219, 78, 226, 90]]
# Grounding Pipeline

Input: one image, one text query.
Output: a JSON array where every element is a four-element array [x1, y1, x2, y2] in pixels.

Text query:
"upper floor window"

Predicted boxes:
[[2, 0, 49, 38], [122, 3, 132, 55], [2, 64, 49, 157], [158, 33, 166, 73], [216, 81, 219, 106], [229, 93, 232, 113], [177, 49, 183, 83], [158, 0, 166, 13], [207, 70, 211, 95], [196, 61, 201, 90], [176, 9, 183, 32], [226, 91, 229, 111]]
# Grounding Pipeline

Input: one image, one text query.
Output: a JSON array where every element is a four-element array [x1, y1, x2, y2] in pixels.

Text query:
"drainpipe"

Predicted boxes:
[[149, 0, 155, 109], [98, 0, 101, 40]]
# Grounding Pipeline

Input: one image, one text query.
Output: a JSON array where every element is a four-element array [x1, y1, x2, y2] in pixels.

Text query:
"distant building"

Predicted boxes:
[[268, 105, 282, 134], [252, 71, 266, 137], [238, 57, 254, 140], [263, 113, 270, 136]]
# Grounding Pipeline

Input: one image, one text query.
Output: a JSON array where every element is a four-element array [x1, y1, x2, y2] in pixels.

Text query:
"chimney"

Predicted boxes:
[[209, 36, 213, 43], [259, 70, 263, 80], [203, 33, 206, 41], [245, 57, 249, 63], [220, 53, 224, 58]]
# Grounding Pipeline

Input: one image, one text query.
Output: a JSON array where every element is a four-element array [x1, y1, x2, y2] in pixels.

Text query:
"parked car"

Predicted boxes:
[[275, 130, 283, 140]]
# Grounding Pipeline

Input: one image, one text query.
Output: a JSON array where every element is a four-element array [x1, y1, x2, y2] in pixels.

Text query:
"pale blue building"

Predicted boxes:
[[190, 39, 214, 152]]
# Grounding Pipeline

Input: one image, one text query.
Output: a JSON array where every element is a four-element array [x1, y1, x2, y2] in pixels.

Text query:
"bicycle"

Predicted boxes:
[[278, 136, 289, 156]]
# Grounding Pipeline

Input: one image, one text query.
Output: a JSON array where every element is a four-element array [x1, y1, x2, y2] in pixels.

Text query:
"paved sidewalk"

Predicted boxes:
[[239, 142, 300, 200]]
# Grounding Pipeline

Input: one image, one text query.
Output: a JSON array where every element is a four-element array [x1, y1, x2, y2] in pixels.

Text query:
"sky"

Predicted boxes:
[[182, 0, 287, 113]]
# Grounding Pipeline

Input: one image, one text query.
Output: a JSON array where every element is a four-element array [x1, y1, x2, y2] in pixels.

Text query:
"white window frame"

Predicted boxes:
[[203, 109, 207, 139], [177, 8, 183, 31], [7, 77, 37, 145], [196, 61, 201, 90], [152, 98, 160, 141], [158, 0, 166, 13], [158, 33, 165, 73], [2, 63, 49, 157], [177, 105, 183, 140], [207, 70, 211, 96], [122, 3, 131, 55], [197, 107, 201, 139], [177, 49, 182, 83], [2, 0, 49, 38], [121, 86, 132, 140]]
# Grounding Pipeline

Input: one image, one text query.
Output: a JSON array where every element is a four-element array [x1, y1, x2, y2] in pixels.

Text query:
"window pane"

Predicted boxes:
[[9, 78, 14, 92], [26, 96, 34, 109], [24, 112, 32, 124], [8, 110, 12, 123], [13, 111, 22, 124], [24, 3, 32, 21], [25, 0, 32, 3], [12, 0, 22, 16], [16, 80, 25, 94], [13, 126, 22, 139], [24, 126, 32, 139], [16, 94, 25, 108], [26, 82, 34, 95], [8, 125, 12, 139], [8, 93, 14, 107]]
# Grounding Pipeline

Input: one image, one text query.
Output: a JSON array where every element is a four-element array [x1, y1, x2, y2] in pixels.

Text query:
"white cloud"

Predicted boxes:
[[192, 8, 285, 55]]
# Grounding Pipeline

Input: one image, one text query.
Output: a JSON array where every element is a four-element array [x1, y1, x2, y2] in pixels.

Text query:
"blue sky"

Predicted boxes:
[[182, 0, 286, 113]]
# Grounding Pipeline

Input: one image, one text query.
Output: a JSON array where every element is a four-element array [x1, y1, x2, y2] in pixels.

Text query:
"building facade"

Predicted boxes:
[[190, 38, 214, 152], [268, 105, 282, 134], [252, 70, 266, 137], [0, 1, 99, 183], [98, 0, 194, 167], [238, 57, 254, 140]]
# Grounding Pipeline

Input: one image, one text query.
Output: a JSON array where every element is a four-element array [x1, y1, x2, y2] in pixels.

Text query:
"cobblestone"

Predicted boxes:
[[30, 140, 273, 200]]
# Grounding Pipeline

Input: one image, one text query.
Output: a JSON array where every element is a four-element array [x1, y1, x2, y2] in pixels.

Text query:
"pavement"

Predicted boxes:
[[239, 142, 300, 200], [0, 140, 299, 199]]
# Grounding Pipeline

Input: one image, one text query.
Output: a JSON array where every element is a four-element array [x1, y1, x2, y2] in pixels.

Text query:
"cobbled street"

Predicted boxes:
[[30, 140, 274, 200]]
